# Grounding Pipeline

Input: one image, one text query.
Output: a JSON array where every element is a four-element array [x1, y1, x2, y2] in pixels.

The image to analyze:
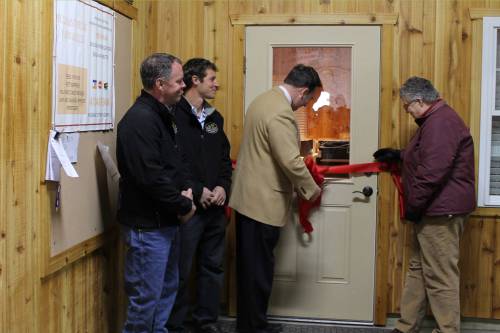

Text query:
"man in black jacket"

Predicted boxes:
[[117, 53, 196, 333], [167, 58, 232, 333]]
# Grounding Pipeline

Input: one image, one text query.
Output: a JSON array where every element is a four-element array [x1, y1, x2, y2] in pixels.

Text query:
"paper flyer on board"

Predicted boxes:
[[45, 130, 79, 181], [52, 0, 115, 132]]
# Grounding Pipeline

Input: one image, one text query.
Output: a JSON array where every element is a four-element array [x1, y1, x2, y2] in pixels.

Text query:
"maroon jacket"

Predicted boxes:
[[400, 100, 475, 216]]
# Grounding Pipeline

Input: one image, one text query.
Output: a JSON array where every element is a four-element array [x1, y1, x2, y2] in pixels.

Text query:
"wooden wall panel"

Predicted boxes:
[[0, 0, 7, 332], [1, 0, 120, 331]]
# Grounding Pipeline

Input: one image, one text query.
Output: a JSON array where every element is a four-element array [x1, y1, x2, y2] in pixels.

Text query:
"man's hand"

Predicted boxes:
[[181, 188, 193, 200], [210, 186, 226, 206], [200, 187, 213, 209], [309, 186, 322, 202], [373, 148, 401, 163], [179, 203, 196, 223], [179, 188, 196, 223]]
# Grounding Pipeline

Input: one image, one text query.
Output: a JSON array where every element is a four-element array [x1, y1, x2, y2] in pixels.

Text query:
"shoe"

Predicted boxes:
[[391, 329, 403, 333], [266, 323, 283, 333], [196, 323, 224, 333]]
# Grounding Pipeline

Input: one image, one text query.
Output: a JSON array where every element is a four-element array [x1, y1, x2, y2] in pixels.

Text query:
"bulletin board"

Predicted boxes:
[[48, 13, 131, 258]]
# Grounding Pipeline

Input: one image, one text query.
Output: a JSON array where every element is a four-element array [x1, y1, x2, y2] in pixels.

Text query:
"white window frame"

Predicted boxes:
[[479, 17, 500, 206]]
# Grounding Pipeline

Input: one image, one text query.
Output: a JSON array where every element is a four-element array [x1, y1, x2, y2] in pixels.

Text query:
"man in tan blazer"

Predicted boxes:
[[229, 64, 322, 333]]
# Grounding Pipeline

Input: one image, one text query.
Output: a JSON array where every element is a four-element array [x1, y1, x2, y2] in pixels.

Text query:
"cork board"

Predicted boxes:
[[49, 13, 131, 256]]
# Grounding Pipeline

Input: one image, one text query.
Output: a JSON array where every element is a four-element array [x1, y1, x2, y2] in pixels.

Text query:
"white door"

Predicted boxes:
[[245, 26, 380, 322]]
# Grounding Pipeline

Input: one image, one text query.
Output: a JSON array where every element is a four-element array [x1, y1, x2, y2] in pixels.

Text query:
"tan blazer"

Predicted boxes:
[[229, 87, 320, 227]]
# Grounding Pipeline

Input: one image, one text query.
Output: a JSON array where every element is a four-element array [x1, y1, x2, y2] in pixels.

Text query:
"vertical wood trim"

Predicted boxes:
[[0, 0, 7, 331], [39, 0, 54, 279], [33, 0, 53, 330], [228, 24, 245, 159], [374, 24, 395, 326], [469, 19, 482, 199], [226, 23, 245, 316]]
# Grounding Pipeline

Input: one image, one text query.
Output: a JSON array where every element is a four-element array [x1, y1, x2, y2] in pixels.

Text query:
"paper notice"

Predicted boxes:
[[97, 141, 120, 183], [45, 130, 79, 180], [60, 132, 80, 163], [45, 130, 62, 181]]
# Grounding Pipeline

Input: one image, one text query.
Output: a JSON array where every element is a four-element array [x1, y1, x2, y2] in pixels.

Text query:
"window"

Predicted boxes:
[[272, 47, 352, 168], [479, 17, 500, 206]]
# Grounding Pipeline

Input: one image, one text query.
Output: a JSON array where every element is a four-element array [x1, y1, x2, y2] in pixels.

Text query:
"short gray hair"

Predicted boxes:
[[399, 76, 440, 104], [140, 53, 182, 90]]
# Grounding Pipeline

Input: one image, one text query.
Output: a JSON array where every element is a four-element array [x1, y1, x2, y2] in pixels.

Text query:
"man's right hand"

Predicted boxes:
[[179, 203, 196, 223], [310, 186, 322, 202], [199, 187, 213, 209], [181, 188, 193, 200], [179, 188, 196, 223]]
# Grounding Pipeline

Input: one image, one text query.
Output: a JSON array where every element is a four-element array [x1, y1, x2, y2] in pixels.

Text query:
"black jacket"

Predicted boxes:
[[116, 90, 193, 229], [175, 96, 232, 210]]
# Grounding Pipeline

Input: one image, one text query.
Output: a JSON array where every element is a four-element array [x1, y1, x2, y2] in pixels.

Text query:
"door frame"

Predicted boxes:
[[226, 13, 398, 326]]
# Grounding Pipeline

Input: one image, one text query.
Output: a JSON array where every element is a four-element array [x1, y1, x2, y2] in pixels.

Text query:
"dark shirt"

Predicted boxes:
[[116, 90, 193, 228], [175, 96, 232, 210]]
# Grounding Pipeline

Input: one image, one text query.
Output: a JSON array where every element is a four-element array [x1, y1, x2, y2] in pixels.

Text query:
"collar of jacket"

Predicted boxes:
[[178, 95, 216, 117], [273, 86, 292, 107], [415, 99, 446, 126], [139, 89, 175, 119]]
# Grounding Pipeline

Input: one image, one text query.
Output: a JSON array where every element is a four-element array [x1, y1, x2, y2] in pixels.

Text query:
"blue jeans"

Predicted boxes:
[[122, 225, 180, 333]]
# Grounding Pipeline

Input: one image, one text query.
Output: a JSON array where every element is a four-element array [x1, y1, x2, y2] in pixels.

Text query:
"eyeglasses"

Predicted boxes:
[[402, 99, 419, 110]]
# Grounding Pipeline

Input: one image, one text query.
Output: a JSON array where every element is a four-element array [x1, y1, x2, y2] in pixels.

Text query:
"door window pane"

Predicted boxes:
[[272, 47, 351, 169]]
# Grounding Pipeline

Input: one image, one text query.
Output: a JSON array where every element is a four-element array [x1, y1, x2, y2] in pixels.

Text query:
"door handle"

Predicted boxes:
[[352, 186, 373, 197]]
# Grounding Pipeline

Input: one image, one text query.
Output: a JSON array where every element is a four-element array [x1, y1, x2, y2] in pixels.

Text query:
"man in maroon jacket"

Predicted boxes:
[[374, 76, 475, 333]]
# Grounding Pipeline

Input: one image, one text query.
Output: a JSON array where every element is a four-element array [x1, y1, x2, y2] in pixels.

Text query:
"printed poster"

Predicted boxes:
[[53, 0, 115, 132]]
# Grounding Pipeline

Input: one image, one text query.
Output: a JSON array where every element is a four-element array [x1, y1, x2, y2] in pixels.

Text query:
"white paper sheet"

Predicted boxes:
[[45, 130, 62, 181], [45, 130, 79, 181], [60, 132, 80, 163]]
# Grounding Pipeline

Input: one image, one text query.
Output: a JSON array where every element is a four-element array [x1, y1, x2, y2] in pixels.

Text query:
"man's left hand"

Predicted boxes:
[[210, 186, 226, 206]]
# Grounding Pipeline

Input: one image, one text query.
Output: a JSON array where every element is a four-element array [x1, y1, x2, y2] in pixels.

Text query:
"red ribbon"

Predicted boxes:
[[299, 155, 403, 233]]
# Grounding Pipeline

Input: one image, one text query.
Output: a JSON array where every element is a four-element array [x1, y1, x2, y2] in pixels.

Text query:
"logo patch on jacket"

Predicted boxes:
[[205, 122, 218, 134]]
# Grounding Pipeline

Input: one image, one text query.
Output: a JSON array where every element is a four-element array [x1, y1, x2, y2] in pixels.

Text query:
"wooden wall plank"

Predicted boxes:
[[478, 217, 495, 317], [179, 0, 205, 60], [493, 219, 500, 318], [0, 0, 7, 331], [225, 22, 245, 317], [155, 0, 180, 56], [374, 23, 395, 325], [461, 217, 482, 316]]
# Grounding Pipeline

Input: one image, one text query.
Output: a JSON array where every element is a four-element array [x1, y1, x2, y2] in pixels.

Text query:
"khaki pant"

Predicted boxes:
[[395, 215, 467, 333]]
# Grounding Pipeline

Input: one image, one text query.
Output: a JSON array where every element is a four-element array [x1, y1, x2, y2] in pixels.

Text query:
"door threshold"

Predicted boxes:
[[267, 316, 373, 327], [220, 314, 373, 327]]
